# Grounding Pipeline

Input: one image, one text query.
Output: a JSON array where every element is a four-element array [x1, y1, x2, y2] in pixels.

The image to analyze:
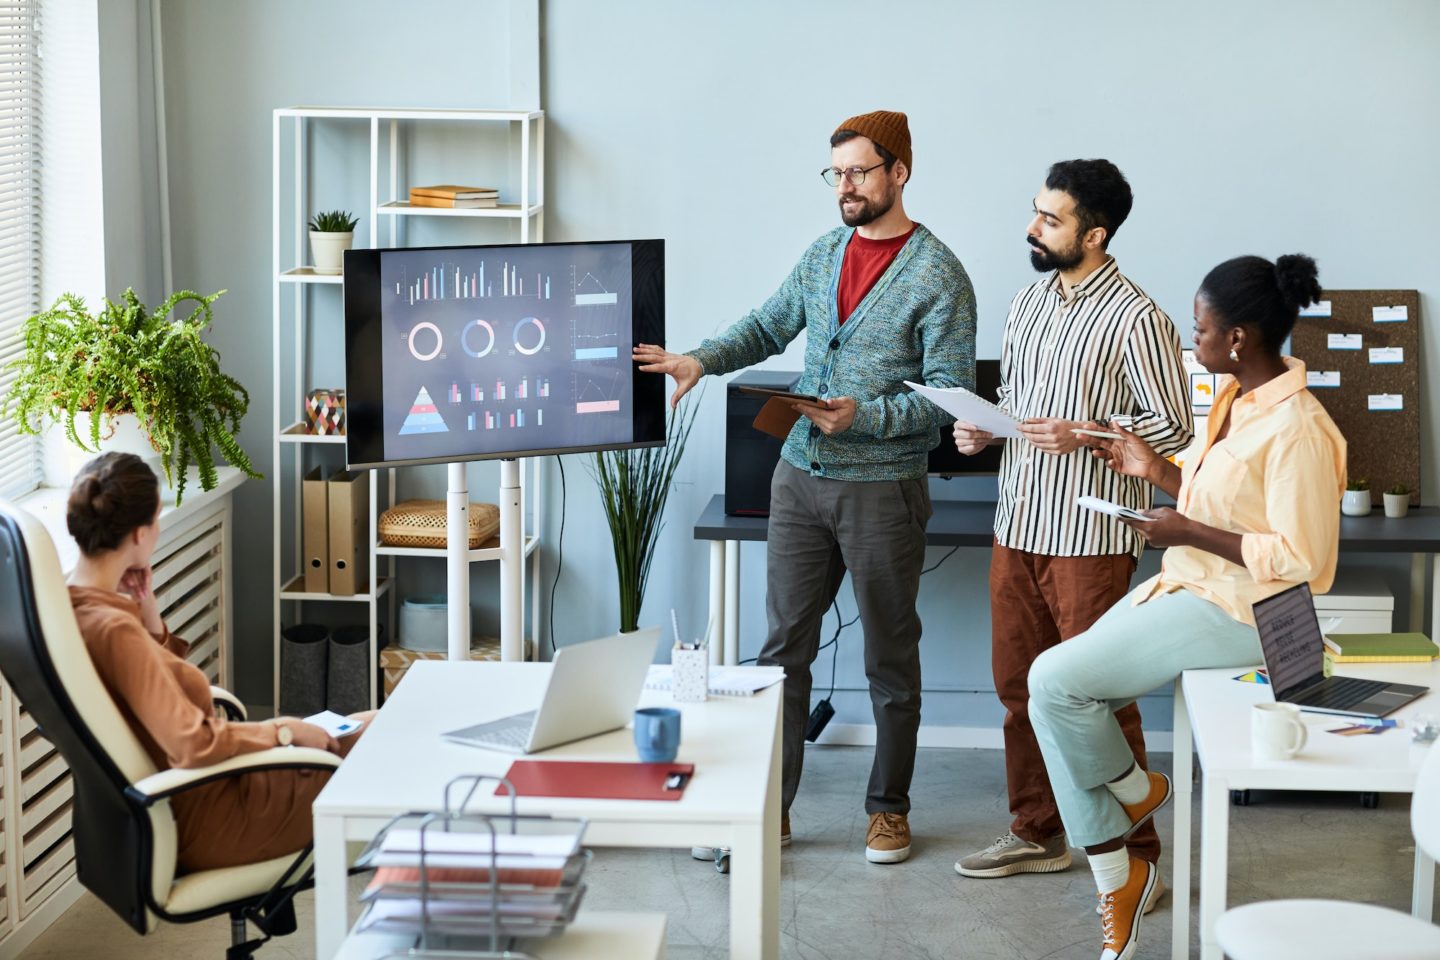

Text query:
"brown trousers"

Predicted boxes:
[[990, 543, 1160, 862]]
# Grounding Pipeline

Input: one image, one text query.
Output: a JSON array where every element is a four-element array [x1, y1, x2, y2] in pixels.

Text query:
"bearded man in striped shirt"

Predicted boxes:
[[951, 160, 1192, 900]]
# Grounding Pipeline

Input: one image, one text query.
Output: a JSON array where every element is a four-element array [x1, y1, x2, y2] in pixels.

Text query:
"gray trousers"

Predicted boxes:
[[759, 461, 932, 816]]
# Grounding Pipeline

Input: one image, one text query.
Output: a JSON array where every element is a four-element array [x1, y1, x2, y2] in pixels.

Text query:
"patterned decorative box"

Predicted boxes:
[[378, 500, 500, 549], [306, 387, 346, 435], [379, 638, 501, 698]]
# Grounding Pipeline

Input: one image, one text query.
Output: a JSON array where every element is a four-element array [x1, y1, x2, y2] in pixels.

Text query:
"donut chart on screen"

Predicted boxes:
[[461, 318, 496, 358], [513, 316, 546, 356], [406, 321, 443, 361]]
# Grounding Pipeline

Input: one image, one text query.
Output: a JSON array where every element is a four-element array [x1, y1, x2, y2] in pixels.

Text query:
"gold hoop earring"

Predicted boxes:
[[1229, 349, 1240, 363]]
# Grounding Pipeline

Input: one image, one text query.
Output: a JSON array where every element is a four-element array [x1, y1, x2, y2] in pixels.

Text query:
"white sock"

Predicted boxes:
[[1105, 764, 1150, 805], [1089, 848, 1130, 894]]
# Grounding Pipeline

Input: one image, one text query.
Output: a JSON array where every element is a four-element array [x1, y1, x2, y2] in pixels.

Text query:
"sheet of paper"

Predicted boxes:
[[1373, 305, 1409, 322], [1306, 371, 1340, 388], [646, 664, 785, 695], [1327, 333, 1361, 350], [303, 709, 364, 738], [1369, 346, 1403, 364], [1300, 300, 1332, 318], [1369, 393, 1404, 411], [903, 380, 1021, 438], [1075, 495, 1154, 523], [1189, 373, 1216, 408]]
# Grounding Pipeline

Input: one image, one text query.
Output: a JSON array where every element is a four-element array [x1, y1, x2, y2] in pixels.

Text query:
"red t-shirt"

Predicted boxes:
[[836, 225, 916, 324]]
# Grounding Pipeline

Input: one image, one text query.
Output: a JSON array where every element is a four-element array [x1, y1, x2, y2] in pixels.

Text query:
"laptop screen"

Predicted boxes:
[[1253, 583, 1328, 700]]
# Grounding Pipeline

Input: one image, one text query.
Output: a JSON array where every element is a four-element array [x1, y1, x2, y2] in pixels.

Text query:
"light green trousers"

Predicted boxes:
[[1028, 588, 1262, 848]]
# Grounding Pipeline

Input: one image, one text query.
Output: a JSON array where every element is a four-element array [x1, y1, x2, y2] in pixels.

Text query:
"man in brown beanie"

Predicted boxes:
[[634, 111, 975, 863]]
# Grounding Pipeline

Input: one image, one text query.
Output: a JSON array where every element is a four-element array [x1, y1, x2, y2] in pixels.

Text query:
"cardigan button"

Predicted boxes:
[[829, 338, 840, 351]]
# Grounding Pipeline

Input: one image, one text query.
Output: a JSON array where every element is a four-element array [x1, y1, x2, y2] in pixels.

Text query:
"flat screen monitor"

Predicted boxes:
[[927, 359, 1003, 476], [343, 239, 666, 469]]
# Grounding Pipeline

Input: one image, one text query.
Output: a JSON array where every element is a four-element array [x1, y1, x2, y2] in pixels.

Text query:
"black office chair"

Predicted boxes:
[[0, 499, 340, 958]]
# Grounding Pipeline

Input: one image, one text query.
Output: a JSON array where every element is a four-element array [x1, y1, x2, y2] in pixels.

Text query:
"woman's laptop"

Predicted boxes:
[[442, 627, 660, 754], [1253, 583, 1428, 718]]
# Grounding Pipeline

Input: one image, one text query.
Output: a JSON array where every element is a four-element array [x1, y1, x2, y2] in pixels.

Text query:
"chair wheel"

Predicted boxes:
[[1231, 789, 1251, 806], [714, 849, 730, 874], [1361, 791, 1379, 809]]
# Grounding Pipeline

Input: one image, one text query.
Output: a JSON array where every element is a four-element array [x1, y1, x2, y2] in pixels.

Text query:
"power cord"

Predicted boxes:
[[547, 455, 566, 656]]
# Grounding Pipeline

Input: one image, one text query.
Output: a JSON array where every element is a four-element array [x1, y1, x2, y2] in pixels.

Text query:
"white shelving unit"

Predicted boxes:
[[271, 107, 546, 711]]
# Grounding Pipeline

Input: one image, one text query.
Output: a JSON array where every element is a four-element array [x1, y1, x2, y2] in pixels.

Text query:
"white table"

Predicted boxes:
[[312, 660, 782, 960], [1172, 660, 1440, 960]]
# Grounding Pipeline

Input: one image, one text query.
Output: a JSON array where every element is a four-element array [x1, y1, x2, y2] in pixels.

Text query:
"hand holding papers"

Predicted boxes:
[[303, 709, 364, 738], [904, 380, 1021, 439]]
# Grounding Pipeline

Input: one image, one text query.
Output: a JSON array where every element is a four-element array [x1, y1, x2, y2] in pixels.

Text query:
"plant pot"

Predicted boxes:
[[309, 230, 354, 275], [1341, 489, 1372, 517], [1383, 492, 1411, 519], [42, 412, 162, 489]]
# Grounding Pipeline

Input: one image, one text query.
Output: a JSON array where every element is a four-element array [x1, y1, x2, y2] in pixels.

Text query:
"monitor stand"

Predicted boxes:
[[446, 458, 523, 661]]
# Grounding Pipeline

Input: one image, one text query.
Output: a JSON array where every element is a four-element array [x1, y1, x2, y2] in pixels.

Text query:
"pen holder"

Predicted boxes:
[[672, 644, 709, 702]]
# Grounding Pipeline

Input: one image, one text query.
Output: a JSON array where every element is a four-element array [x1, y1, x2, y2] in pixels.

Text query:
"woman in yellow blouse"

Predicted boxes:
[[1025, 253, 1345, 960]]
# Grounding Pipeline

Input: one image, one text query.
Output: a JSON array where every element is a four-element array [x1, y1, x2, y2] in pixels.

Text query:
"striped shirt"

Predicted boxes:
[[994, 257, 1193, 558]]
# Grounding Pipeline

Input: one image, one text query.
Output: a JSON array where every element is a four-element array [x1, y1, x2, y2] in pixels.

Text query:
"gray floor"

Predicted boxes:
[[18, 744, 1427, 959]]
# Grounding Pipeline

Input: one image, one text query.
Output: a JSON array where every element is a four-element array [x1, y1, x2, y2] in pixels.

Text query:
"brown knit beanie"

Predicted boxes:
[[833, 110, 911, 176]]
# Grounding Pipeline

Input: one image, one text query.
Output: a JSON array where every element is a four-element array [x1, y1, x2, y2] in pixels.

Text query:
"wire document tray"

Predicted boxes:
[[354, 774, 591, 959]]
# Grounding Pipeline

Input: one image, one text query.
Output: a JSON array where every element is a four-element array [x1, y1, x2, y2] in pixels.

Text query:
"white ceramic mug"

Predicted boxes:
[[1252, 702, 1307, 761]]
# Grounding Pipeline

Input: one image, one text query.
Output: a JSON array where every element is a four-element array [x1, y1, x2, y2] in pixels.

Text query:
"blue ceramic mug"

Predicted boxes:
[[634, 707, 681, 763]]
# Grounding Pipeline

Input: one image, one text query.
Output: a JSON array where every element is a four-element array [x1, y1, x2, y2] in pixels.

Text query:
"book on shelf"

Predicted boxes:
[[407, 194, 498, 209], [409, 184, 500, 200], [1321, 632, 1438, 663]]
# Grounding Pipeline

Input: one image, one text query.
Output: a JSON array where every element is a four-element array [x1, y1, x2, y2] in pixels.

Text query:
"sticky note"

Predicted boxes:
[[1300, 300, 1332, 318], [1369, 346, 1403, 364], [1327, 333, 1361, 350], [1368, 393, 1403, 411], [1189, 373, 1216, 407], [1373, 305, 1409, 322], [1307, 371, 1340, 388]]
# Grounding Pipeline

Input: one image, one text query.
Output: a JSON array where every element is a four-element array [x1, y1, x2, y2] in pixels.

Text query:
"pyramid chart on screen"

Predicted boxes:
[[398, 386, 448, 435]]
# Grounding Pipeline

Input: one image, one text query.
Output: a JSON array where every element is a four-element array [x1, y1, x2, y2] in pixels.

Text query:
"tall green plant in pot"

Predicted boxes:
[[590, 396, 700, 633], [3, 288, 262, 504]]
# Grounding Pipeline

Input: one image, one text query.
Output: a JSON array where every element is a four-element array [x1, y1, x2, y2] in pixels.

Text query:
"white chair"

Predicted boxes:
[[1215, 740, 1440, 960], [0, 500, 341, 958]]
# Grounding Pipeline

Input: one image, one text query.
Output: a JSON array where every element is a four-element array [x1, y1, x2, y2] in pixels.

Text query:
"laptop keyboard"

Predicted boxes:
[[1297, 676, 1389, 711], [471, 712, 536, 750]]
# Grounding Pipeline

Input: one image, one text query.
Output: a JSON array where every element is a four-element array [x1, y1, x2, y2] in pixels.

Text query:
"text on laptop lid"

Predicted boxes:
[[1253, 583, 1328, 699]]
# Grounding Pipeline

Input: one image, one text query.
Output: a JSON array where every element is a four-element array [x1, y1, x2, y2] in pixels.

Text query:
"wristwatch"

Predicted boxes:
[[274, 721, 294, 747]]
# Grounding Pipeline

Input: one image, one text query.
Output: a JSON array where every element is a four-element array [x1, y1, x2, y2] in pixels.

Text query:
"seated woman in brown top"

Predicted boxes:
[[66, 451, 369, 873]]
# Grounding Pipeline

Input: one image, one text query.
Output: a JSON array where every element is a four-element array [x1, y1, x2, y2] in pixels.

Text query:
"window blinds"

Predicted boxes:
[[0, 1, 40, 498]]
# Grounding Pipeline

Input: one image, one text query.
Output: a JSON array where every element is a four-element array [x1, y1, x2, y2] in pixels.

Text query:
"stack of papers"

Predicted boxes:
[[903, 380, 1021, 438], [373, 829, 579, 869]]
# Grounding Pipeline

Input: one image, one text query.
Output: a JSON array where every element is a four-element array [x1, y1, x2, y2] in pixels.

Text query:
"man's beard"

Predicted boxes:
[[1028, 235, 1085, 272], [840, 189, 895, 228]]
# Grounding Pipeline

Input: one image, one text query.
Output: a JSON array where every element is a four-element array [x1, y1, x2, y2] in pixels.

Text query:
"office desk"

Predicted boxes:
[[312, 661, 782, 960], [1171, 661, 1440, 960], [695, 495, 1440, 665]]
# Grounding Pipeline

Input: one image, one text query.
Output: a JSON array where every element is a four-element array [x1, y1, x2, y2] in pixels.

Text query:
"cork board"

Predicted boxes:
[[1288, 289, 1420, 505]]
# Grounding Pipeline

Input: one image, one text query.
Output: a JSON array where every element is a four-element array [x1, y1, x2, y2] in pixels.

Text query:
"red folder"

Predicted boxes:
[[496, 761, 695, 801]]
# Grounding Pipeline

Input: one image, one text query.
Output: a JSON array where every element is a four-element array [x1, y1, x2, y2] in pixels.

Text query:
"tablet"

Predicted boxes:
[[736, 385, 821, 404]]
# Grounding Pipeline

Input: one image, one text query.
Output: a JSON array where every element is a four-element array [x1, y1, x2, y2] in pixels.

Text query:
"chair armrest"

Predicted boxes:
[[127, 747, 341, 805], [210, 686, 247, 721]]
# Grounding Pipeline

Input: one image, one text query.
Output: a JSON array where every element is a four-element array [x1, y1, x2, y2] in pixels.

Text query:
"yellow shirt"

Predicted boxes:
[[1133, 357, 1346, 625]]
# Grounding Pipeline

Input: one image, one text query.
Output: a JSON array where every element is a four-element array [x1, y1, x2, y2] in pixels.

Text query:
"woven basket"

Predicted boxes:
[[378, 499, 500, 549]]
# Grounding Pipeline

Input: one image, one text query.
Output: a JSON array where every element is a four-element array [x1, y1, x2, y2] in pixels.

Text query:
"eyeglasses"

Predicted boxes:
[[820, 161, 886, 188]]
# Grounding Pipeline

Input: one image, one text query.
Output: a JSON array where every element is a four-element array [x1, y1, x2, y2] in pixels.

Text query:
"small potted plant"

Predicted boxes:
[[1341, 477, 1371, 517], [1383, 483, 1412, 519], [3, 288, 263, 505], [308, 209, 359, 275]]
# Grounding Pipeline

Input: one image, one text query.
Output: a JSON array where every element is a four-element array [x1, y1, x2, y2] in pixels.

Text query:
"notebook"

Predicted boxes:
[[644, 664, 785, 697], [1321, 632, 1439, 663], [903, 380, 1021, 438]]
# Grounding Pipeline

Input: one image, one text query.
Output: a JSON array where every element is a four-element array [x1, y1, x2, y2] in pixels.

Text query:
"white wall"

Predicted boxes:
[[150, 0, 1440, 718]]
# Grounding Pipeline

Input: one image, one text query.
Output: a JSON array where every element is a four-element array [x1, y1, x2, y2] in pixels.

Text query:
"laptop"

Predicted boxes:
[[1253, 583, 1429, 717], [442, 627, 660, 754]]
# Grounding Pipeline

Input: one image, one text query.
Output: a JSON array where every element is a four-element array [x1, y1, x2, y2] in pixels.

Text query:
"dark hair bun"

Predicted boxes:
[[1274, 254, 1321, 312], [65, 452, 160, 556]]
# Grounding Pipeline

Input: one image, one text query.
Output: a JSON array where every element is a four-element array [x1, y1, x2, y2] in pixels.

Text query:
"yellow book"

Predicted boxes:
[[1321, 632, 1437, 663]]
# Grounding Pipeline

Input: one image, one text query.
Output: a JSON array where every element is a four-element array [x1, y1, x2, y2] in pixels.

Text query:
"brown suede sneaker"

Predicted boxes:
[[865, 811, 911, 864], [1119, 771, 1173, 838], [1097, 857, 1157, 960]]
